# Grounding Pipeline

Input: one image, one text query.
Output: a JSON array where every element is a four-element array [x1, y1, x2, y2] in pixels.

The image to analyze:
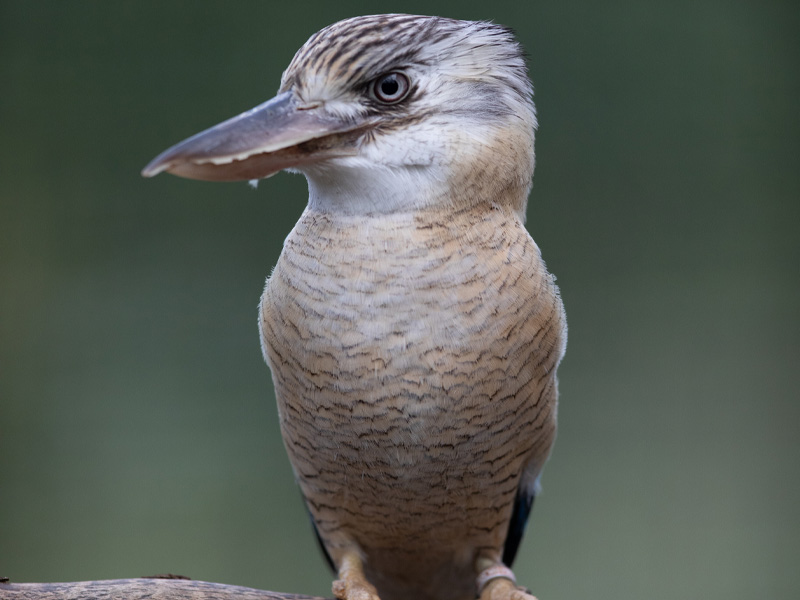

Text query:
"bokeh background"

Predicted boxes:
[[1, 1, 797, 598]]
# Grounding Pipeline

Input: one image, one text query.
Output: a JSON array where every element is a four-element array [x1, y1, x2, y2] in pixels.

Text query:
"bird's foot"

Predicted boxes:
[[332, 577, 380, 600], [332, 552, 381, 600], [475, 561, 538, 600], [479, 577, 538, 600]]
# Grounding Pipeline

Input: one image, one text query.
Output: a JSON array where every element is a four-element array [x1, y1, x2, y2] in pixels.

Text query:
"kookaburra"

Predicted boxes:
[[143, 14, 566, 600]]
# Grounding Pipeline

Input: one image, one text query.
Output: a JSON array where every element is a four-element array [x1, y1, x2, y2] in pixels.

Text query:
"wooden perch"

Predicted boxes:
[[0, 578, 330, 600]]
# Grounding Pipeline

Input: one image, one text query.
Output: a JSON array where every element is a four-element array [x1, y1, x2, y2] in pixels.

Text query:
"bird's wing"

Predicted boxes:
[[503, 477, 539, 567], [307, 504, 336, 571]]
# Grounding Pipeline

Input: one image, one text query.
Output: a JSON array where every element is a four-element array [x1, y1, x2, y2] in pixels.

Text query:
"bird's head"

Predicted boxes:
[[143, 14, 537, 217]]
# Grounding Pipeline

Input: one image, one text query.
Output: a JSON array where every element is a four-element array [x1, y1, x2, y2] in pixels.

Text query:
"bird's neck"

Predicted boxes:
[[304, 149, 532, 220], [305, 171, 530, 220], [286, 200, 528, 276], [305, 165, 443, 215]]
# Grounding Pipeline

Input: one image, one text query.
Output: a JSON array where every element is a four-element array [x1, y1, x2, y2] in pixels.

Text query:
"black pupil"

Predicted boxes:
[[381, 76, 399, 97]]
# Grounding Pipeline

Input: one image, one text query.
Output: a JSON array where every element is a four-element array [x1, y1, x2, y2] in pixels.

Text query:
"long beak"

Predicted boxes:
[[141, 92, 361, 181]]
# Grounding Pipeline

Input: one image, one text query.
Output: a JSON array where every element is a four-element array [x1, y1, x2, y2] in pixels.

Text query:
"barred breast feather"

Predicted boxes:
[[260, 202, 565, 600]]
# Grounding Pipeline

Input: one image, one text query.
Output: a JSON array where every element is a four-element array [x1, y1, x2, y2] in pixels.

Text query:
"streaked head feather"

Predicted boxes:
[[281, 15, 538, 217]]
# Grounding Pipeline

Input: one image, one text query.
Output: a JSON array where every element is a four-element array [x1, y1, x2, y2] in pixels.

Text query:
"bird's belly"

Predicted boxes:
[[260, 207, 563, 579], [270, 312, 534, 550]]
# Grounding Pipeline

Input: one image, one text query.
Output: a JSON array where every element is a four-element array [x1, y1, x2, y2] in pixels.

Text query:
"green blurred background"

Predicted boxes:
[[1, 1, 797, 598]]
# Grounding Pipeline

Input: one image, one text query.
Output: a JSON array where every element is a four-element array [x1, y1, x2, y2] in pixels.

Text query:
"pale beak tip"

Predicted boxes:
[[140, 91, 359, 182], [141, 157, 169, 178]]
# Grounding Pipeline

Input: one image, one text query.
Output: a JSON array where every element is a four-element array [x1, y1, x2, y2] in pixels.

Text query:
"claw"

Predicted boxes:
[[332, 552, 381, 600], [332, 578, 380, 600], [480, 577, 539, 600]]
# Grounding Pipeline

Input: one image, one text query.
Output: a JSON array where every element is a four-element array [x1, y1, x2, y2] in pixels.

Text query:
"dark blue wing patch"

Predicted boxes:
[[502, 483, 536, 567], [308, 508, 336, 572]]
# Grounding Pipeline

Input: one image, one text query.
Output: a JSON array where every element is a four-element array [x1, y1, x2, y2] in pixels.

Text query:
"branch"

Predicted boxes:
[[0, 578, 331, 600]]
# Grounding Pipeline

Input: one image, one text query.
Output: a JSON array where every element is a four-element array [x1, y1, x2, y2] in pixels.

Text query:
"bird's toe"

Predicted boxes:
[[332, 577, 381, 600], [480, 577, 539, 600]]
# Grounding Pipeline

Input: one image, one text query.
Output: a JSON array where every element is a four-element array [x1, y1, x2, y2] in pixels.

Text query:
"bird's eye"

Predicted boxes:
[[372, 72, 410, 104]]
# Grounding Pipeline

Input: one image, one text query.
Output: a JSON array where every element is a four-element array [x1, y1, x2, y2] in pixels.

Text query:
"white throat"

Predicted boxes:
[[303, 160, 451, 216]]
